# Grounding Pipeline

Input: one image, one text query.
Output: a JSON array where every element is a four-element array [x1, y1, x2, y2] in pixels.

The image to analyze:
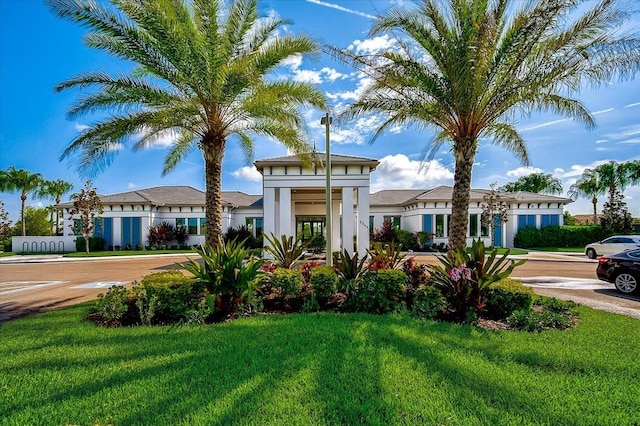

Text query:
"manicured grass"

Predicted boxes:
[[0, 251, 16, 257], [64, 249, 196, 258], [527, 247, 585, 253], [1, 305, 638, 425]]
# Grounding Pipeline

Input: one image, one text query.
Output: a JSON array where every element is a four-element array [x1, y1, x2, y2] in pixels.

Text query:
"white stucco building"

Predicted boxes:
[[52, 153, 571, 253]]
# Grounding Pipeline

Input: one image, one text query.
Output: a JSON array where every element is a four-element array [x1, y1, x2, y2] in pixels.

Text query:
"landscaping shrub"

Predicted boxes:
[[371, 220, 395, 243], [94, 285, 133, 325], [310, 266, 338, 298], [180, 239, 264, 319], [263, 233, 307, 268], [75, 236, 105, 252], [411, 285, 445, 320], [427, 239, 525, 319], [394, 229, 419, 250], [271, 268, 303, 297], [333, 249, 367, 280], [224, 225, 260, 249], [135, 271, 207, 325], [301, 260, 322, 283], [367, 241, 405, 270], [514, 225, 609, 248], [147, 221, 175, 247], [484, 278, 534, 319], [345, 269, 407, 314]]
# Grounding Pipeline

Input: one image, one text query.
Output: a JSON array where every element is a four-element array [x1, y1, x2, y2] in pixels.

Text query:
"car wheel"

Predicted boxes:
[[586, 248, 597, 259], [614, 272, 639, 294]]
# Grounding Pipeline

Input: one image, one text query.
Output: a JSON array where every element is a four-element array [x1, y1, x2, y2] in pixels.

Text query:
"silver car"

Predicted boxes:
[[585, 235, 640, 259]]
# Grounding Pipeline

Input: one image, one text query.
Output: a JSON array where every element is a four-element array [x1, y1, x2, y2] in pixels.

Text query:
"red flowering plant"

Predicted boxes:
[[301, 261, 322, 283], [427, 239, 525, 319]]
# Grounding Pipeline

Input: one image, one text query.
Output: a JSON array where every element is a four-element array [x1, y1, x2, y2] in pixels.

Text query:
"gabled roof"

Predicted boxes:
[[222, 191, 263, 208], [254, 152, 379, 171]]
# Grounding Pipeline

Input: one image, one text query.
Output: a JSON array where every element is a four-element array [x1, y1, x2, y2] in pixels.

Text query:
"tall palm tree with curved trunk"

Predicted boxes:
[[0, 167, 45, 236], [329, 0, 640, 250], [48, 0, 327, 245], [501, 173, 563, 195], [42, 179, 74, 235], [568, 169, 603, 225]]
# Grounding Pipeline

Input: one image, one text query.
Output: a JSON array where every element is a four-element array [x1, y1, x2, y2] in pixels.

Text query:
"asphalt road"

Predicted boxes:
[[1, 252, 638, 323]]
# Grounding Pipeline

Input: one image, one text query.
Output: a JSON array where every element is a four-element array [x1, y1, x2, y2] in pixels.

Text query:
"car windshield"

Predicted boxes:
[[628, 249, 640, 259]]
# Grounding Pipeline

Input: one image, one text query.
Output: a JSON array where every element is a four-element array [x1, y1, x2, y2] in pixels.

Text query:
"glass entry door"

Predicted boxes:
[[296, 216, 326, 240]]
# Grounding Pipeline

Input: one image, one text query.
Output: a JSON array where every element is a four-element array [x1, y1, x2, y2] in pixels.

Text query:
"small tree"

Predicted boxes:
[[600, 188, 633, 235], [0, 200, 12, 250], [481, 183, 508, 248], [69, 181, 103, 254], [16, 206, 54, 236]]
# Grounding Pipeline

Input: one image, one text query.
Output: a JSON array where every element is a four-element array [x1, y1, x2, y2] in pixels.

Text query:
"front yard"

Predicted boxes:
[[1, 304, 638, 425]]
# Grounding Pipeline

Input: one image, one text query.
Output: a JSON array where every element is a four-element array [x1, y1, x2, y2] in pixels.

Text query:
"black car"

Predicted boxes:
[[596, 249, 640, 294]]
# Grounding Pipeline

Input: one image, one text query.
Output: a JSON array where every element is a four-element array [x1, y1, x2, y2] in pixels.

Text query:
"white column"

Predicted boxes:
[[341, 187, 354, 255], [357, 187, 370, 256], [112, 217, 122, 247], [279, 187, 292, 238], [332, 198, 341, 253], [263, 187, 276, 240]]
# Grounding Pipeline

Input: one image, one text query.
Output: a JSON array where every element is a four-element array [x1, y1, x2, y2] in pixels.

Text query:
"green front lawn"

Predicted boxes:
[[527, 247, 585, 253], [1, 305, 638, 425]]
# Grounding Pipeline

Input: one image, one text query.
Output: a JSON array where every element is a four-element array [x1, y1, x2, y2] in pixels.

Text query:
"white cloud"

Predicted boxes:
[[282, 54, 346, 84], [592, 108, 614, 115], [620, 138, 640, 145], [520, 118, 570, 132], [505, 166, 543, 178], [231, 166, 262, 182], [135, 128, 179, 149], [292, 69, 323, 84], [348, 34, 397, 55], [74, 123, 89, 132], [304, 0, 376, 19], [127, 183, 139, 189], [370, 154, 453, 192], [624, 102, 640, 108]]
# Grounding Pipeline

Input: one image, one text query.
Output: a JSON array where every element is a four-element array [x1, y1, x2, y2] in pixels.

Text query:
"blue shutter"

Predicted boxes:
[[541, 215, 550, 227], [518, 215, 526, 229], [551, 215, 559, 226]]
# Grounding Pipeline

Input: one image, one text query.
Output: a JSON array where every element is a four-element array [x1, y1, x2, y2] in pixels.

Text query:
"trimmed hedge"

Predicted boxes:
[[514, 225, 609, 248], [485, 279, 534, 320], [310, 266, 338, 298], [75, 237, 105, 252]]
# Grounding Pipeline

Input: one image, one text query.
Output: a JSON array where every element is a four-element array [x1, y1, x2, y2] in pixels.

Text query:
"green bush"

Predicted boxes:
[[75, 236, 105, 252], [333, 249, 367, 280], [180, 239, 264, 317], [346, 269, 407, 314], [135, 271, 207, 325], [507, 309, 572, 332], [271, 268, 303, 297], [310, 266, 338, 298], [411, 286, 445, 320], [485, 279, 534, 319], [94, 285, 132, 324], [514, 225, 609, 248], [394, 229, 419, 250]]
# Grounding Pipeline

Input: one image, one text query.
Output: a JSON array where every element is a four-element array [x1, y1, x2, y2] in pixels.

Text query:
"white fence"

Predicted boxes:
[[11, 236, 77, 253]]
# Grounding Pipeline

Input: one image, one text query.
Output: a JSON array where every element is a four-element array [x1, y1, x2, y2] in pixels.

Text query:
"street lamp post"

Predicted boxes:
[[321, 112, 332, 267]]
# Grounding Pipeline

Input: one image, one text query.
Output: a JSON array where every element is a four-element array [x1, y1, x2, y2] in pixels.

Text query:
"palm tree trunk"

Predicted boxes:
[[20, 193, 26, 236], [591, 197, 598, 225], [203, 140, 225, 246], [449, 142, 474, 251]]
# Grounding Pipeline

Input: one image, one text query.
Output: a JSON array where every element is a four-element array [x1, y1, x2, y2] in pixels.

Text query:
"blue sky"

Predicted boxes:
[[1, 0, 639, 223]]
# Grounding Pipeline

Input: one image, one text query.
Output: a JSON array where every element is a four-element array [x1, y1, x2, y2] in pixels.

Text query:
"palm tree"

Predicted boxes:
[[328, 0, 640, 250], [568, 169, 602, 225], [595, 160, 640, 199], [0, 167, 45, 236], [48, 0, 327, 245], [501, 173, 563, 195], [42, 179, 73, 235]]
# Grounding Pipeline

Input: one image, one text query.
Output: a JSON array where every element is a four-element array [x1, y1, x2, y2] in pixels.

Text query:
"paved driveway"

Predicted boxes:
[[1, 252, 638, 322]]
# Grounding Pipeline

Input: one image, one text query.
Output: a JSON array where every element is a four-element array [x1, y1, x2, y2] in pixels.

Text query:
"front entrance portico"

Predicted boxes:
[[254, 153, 379, 256]]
